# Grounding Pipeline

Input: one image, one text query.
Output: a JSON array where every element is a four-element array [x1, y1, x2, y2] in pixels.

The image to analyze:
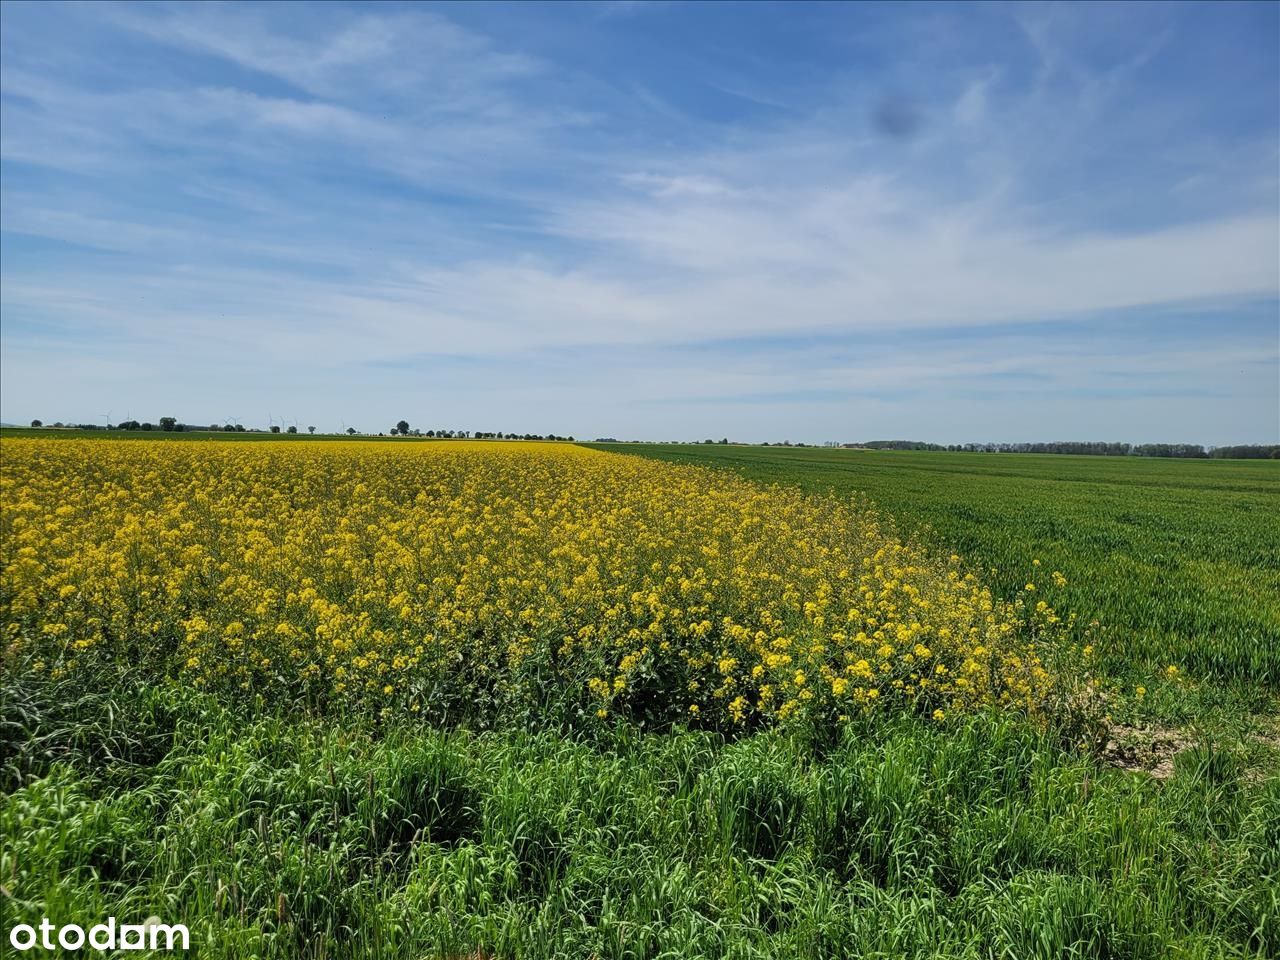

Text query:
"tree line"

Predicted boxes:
[[859, 440, 1280, 459], [30, 418, 320, 435], [20, 420, 1277, 458], [387, 421, 574, 442], [26, 418, 575, 443]]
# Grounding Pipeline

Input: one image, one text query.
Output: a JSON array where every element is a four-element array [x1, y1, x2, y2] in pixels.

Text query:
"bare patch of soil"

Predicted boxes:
[[1102, 724, 1193, 779]]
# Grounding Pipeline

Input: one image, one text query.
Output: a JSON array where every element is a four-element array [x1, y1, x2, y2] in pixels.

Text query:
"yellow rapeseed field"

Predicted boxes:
[[2, 439, 1062, 727]]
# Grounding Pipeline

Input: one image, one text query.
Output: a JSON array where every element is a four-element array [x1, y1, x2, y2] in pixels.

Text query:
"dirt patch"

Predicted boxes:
[[1250, 716, 1280, 751], [1102, 724, 1193, 780], [1243, 718, 1280, 784]]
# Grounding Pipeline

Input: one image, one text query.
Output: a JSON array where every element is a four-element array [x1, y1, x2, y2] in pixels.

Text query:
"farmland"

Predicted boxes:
[[3, 436, 1278, 959], [602, 446, 1280, 702]]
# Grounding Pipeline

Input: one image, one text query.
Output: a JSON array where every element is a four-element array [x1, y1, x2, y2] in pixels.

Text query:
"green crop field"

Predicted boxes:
[[3, 435, 1278, 959]]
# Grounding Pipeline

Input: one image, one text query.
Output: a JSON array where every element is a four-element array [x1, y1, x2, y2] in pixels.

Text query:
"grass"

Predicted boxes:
[[4, 674, 1277, 959], [3, 436, 1278, 958]]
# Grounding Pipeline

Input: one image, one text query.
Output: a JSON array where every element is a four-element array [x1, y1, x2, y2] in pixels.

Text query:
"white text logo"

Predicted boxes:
[[8, 917, 189, 952]]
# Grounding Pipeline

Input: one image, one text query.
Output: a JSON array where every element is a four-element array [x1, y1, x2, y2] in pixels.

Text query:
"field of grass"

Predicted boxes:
[[3, 436, 1278, 958]]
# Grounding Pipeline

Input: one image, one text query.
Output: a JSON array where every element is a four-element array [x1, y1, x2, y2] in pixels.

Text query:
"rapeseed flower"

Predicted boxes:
[[2, 439, 1064, 729]]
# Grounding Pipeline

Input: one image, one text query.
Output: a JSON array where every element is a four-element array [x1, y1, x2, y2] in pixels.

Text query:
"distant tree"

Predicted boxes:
[[704, 439, 714, 444], [140, 422, 154, 431], [1133, 443, 1206, 458], [234, 424, 246, 432], [287, 425, 298, 434], [720, 437, 728, 444], [346, 427, 357, 436], [396, 420, 410, 436], [223, 424, 236, 432], [30, 419, 42, 427], [1209, 444, 1280, 460], [863, 440, 946, 451], [308, 426, 316, 435], [270, 425, 282, 434], [159, 416, 177, 432]]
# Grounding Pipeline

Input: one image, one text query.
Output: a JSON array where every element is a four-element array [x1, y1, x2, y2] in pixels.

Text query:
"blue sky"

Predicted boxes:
[[1, 1, 1276, 443]]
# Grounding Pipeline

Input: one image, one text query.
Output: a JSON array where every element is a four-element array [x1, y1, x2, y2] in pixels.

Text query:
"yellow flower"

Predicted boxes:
[[2, 437, 1065, 727]]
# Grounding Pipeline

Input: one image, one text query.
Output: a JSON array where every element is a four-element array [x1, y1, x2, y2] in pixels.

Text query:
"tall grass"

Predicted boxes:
[[3, 673, 1277, 959]]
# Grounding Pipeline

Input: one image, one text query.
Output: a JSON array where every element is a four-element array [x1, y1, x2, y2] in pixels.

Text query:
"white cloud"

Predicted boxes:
[[953, 71, 997, 128], [620, 172, 739, 199], [2, 1, 1276, 441], [104, 3, 544, 102]]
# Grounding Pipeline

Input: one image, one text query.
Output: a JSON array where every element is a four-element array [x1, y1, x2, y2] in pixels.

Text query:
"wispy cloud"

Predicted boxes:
[[2, 1, 1276, 442], [103, 2, 545, 102]]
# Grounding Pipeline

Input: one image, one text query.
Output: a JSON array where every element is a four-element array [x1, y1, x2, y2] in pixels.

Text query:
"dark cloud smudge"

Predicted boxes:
[[872, 93, 921, 140]]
